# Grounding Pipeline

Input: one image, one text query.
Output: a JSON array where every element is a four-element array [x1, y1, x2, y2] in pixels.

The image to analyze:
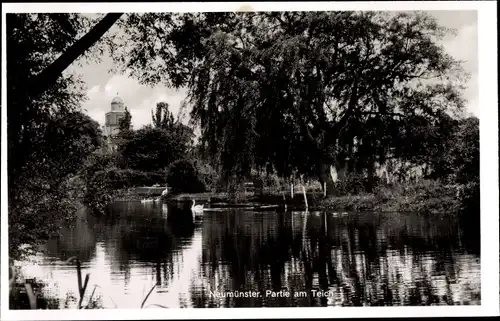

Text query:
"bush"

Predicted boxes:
[[9, 179, 79, 260], [83, 169, 117, 214], [83, 169, 137, 213], [373, 179, 460, 213], [166, 159, 206, 193], [458, 181, 480, 213], [82, 150, 169, 213], [260, 172, 282, 192], [10, 277, 61, 309], [194, 161, 220, 192], [334, 173, 372, 196], [104, 168, 167, 189]]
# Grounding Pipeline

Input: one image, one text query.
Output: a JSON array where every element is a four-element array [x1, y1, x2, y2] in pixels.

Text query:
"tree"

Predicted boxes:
[[7, 13, 120, 259], [113, 106, 134, 157], [14, 110, 103, 191], [9, 111, 103, 259], [40, 111, 103, 178], [112, 12, 468, 195], [24, 13, 123, 101], [431, 116, 479, 185], [152, 102, 175, 129], [449, 116, 479, 229], [166, 159, 206, 193], [151, 101, 195, 150], [392, 111, 459, 179], [453, 116, 479, 185], [119, 126, 190, 172], [119, 106, 133, 132], [8, 13, 121, 188]]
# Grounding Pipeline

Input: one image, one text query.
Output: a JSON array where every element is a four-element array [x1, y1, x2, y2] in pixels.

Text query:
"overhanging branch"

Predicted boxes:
[[26, 13, 123, 100]]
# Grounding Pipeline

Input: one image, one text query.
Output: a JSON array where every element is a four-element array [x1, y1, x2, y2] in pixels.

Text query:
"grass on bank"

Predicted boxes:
[[81, 157, 475, 217], [109, 178, 467, 216], [319, 179, 463, 214]]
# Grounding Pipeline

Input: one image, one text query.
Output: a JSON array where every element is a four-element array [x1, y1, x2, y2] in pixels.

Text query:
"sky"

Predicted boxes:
[[74, 11, 478, 130]]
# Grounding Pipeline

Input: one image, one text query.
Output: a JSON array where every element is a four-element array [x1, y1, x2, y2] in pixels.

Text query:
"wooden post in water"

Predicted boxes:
[[76, 259, 83, 297], [323, 182, 327, 198], [291, 183, 294, 199], [324, 212, 327, 235], [302, 185, 308, 210]]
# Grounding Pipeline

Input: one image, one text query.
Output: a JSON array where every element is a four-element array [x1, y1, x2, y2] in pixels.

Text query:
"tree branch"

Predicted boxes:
[[27, 13, 123, 100], [360, 111, 405, 118], [51, 14, 77, 37], [332, 76, 360, 135]]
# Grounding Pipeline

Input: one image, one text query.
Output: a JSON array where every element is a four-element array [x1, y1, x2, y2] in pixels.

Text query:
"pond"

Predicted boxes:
[[16, 200, 481, 308]]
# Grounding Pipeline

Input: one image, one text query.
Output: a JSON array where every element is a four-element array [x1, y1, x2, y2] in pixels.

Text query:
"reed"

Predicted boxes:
[[10, 257, 168, 309], [65, 256, 91, 309], [144, 303, 169, 308], [85, 285, 98, 309], [141, 284, 157, 308]]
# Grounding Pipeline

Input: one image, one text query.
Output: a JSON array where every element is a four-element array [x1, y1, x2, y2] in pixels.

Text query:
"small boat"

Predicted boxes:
[[141, 198, 154, 203], [255, 205, 280, 210], [202, 208, 225, 212]]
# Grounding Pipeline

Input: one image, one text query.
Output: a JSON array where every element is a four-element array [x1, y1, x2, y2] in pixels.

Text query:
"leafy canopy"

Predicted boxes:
[[7, 13, 114, 259], [111, 11, 468, 187]]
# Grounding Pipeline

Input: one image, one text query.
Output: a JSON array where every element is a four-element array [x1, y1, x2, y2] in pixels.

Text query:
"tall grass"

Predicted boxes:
[[317, 179, 462, 214]]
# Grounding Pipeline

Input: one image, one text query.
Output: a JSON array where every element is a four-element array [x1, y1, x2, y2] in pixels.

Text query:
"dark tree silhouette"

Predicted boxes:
[[112, 12, 468, 195]]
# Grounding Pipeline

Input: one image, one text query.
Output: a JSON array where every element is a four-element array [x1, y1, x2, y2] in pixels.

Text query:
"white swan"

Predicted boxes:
[[191, 199, 204, 214], [161, 187, 169, 196]]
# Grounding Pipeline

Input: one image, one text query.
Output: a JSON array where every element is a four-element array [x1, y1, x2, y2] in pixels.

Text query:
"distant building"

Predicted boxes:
[[102, 95, 126, 152]]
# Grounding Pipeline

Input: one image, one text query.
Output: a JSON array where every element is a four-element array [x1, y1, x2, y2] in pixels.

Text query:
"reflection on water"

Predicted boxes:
[[17, 201, 480, 308]]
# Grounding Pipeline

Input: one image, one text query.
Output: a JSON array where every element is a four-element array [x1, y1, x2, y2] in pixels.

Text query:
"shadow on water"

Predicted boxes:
[[190, 210, 480, 308], [44, 202, 196, 265], [20, 202, 480, 309], [33, 201, 199, 305]]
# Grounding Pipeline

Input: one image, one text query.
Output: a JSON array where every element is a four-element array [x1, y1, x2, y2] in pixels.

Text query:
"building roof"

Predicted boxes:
[[111, 96, 124, 105]]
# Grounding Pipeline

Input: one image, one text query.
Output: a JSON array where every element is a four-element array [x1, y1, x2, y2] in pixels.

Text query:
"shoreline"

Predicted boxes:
[[110, 187, 464, 215]]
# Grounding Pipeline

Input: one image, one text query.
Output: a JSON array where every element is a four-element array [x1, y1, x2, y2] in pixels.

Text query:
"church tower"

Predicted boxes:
[[103, 94, 126, 151], [105, 94, 126, 137]]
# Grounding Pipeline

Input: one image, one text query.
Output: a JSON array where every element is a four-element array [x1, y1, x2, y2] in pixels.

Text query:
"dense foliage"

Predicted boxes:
[[7, 13, 118, 260], [8, 110, 103, 259], [116, 102, 194, 171], [7, 11, 480, 261], [166, 159, 207, 193], [112, 12, 468, 195], [118, 126, 186, 171]]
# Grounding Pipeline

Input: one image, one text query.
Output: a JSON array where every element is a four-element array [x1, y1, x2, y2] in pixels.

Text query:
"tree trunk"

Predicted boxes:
[[317, 161, 336, 197], [366, 161, 376, 192]]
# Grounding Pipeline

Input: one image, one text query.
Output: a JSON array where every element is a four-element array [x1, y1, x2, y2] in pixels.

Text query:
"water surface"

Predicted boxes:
[[18, 201, 481, 308]]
